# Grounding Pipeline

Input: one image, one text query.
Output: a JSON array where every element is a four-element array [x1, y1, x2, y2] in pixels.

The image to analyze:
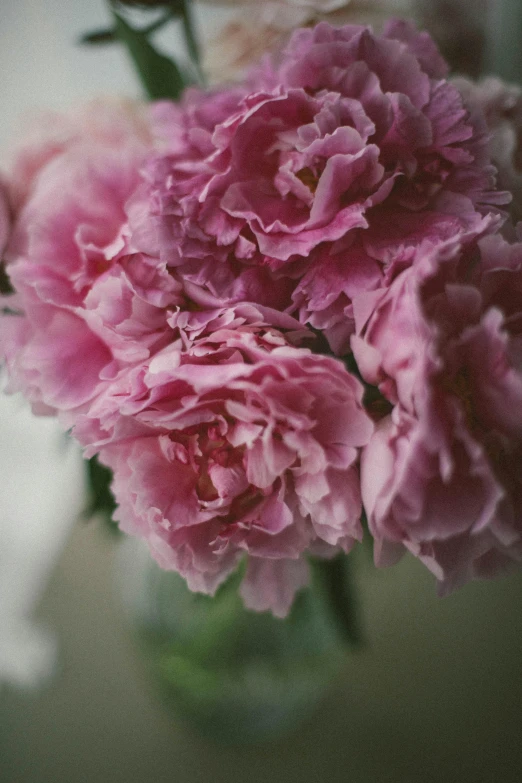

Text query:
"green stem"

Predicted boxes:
[[179, 0, 204, 85], [144, 8, 176, 37], [313, 554, 362, 649], [109, 1, 187, 101]]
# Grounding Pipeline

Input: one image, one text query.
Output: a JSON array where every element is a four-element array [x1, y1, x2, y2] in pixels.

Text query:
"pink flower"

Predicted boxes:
[[148, 21, 504, 354], [75, 307, 373, 616], [1, 101, 182, 420], [142, 91, 298, 312], [6, 99, 154, 213], [456, 76, 522, 229], [202, 1, 417, 85], [354, 233, 522, 592]]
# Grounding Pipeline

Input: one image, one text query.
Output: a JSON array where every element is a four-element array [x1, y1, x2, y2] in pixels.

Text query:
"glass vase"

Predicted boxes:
[[117, 539, 353, 744]]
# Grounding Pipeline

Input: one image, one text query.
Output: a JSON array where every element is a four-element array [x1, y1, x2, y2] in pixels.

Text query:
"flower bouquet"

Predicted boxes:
[[1, 0, 522, 741]]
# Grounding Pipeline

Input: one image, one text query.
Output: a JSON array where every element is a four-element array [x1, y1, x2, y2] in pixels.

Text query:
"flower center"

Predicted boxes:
[[170, 423, 248, 504], [295, 166, 319, 194]]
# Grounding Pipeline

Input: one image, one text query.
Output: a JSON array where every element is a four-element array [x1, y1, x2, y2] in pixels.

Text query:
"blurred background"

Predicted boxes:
[[1, 2, 522, 782]]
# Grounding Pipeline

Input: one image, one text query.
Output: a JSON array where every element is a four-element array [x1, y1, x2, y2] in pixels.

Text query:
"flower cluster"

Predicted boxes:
[[1, 20, 521, 614]]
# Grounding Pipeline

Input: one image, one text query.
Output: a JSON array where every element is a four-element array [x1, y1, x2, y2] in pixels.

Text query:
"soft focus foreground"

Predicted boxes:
[[2, 518, 522, 783]]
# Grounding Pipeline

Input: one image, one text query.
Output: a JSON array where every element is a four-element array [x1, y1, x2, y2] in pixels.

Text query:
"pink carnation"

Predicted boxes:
[[6, 98, 154, 213], [1, 101, 182, 419], [353, 233, 522, 592], [75, 307, 373, 616], [456, 76, 522, 229], [147, 20, 505, 354]]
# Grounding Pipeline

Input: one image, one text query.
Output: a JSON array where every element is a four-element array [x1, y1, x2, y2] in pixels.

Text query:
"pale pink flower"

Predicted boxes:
[[201, 0, 490, 83], [202, 1, 416, 84], [6, 99, 154, 213], [1, 101, 182, 420], [75, 309, 373, 616], [354, 233, 522, 592]]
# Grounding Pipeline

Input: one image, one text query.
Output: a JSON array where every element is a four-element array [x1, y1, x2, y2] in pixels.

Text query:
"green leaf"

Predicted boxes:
[[111, 7, 187, 100], [84, 455, 119, 534], [312, 554, 362, 648], [178, 0, 202, 82], [79, 27, 118, 45]]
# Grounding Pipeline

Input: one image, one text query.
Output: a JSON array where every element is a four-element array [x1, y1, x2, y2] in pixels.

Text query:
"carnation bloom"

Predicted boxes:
[[74, 305, 373, 616], [149, 20, 505, 354], [455, 76, 522, 229], [0, 100, 182, 419], [202, 0, 416, 84], [6, 98, 153, 213], [353, 233, 522, 592]]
